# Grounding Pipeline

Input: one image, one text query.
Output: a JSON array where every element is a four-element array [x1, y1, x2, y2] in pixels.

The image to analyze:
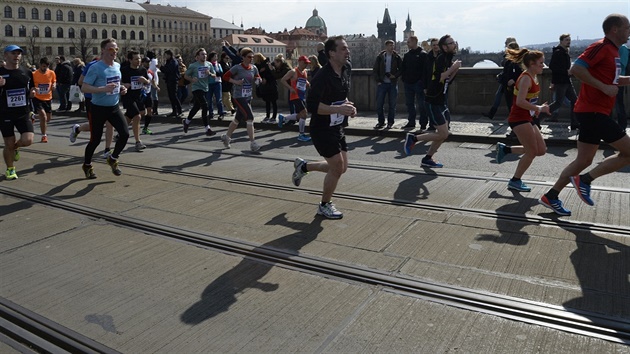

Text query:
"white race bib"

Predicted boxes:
[[37, 84, 50, 95], [107, 76, 121, 95], [198, 66, 208, 79], [330, 100, 345, 126], [130, 76, 142, 90], [7, 88, 27, 107], [242, 83, 252, 97]]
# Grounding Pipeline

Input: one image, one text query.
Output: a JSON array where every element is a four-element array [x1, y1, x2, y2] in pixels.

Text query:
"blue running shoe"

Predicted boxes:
[[297, 133, 311, 142], [278, 114, 285, 128], [404, 133, 416, 156], [570, 175, 594, 206], [496, 142, 506, 164], [507, 179, 531, 192], [538, 195, 571, 216], [421, 158, 443, 168]]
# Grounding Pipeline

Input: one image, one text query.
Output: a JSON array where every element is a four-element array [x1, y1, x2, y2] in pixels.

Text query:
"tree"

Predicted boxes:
[[25, 35, 41, 68], [70, 36, 95, 63]]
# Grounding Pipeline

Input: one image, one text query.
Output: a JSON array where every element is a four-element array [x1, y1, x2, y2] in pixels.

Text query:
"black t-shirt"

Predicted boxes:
[[425, 52, 454, 105], [0, 67, 33, 117], [121, 66, 148, 101], [307, 63, 351, 131]]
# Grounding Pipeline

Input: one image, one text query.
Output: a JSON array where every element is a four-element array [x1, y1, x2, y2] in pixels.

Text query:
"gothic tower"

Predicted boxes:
[[403, 12, 414, 40], [377, 7, 396, 42]]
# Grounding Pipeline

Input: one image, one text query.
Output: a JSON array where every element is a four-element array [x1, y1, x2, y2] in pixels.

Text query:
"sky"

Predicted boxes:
[[148, 0, 628, 52]]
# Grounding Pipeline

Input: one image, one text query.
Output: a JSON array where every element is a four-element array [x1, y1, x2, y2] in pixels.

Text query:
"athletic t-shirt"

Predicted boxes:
[[121, 65, 148, 101], [32, 69, 56, 101], [508, 72, 540, 123], [83, 60, 122, 107], [223, 63, 260, 99], [0, 67, 33, 117], [573, 38, 620, 115], [185, 61, 213, 92]]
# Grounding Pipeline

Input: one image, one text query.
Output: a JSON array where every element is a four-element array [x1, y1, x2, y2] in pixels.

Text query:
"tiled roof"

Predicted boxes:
[[139, 3, 211, 18]]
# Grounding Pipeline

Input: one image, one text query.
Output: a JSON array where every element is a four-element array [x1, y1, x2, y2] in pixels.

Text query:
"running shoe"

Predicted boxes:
[[221, 134, 231, 148], [496, 142, 506, 164], [261, 117, 270, 124], [404, 133, 416, 156], [14, 148, 20, 162], [421, 158, 443, 168], [182, 119, 190, 133], [102, 148, 111, 159], [317, 202, 343, 219], [206, 129, 216, 137], [570, 175, 594, 206], [82, 164, 97, 179], [538, 195, 571, 216], [218, 114, 225, 121], [142, 128, 153, 135], [292, 157, 308, 186], [268, 118, 277, 124], [250, 141, 261, 152], [297, 133, 311, 142], [507, 179, 531, 192], [135, 141, 146, 151], [107, 156, 122, 176], [5, 168, 18, 180], [69, 124, 80, 143], [41, 135, 48, 143], [278, 114, 285, 128]]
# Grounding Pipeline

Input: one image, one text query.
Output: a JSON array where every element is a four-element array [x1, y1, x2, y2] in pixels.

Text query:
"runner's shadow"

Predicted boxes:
[[559, 224, 630, 328], [393, 172, 438, 202], [161, 150, 237, 171], [475, 190, 539, 245], [180, 213, 324, 324]]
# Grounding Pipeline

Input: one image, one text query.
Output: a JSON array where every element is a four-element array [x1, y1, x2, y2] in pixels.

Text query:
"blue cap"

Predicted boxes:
[[4, 45, 23, 53]]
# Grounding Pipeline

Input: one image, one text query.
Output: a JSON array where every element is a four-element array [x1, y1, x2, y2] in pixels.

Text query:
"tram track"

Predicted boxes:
[[1, 173, 630, 345]]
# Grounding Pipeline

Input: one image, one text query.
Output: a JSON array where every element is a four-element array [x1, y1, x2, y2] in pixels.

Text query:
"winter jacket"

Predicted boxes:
[[372, 50, 402, 83], [401, 47, 427, 84], [549, 45, 571, 84]]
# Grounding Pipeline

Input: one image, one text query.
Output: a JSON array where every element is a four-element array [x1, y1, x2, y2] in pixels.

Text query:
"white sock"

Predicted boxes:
[[286, 113, 298, 121], [206, 125, 211, 130], [299, 118, 305, 133]]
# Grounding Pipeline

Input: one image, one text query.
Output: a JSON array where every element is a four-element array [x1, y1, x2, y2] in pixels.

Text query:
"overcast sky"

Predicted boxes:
[[153, 0, 628, 52]]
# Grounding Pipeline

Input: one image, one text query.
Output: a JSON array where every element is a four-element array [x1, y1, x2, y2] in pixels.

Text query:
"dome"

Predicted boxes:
[[305, 9, 327, 35]]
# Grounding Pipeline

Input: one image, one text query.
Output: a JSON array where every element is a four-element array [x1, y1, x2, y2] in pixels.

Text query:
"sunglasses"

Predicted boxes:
[[107, 47, 119, 53]]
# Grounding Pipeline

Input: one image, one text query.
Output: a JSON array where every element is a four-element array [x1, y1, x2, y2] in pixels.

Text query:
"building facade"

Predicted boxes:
[[377, 8, 396, 43], [268, 27, 325, 60], [304, 8, 326, 36], [211, 17, 243, 39], [221, 34, 286, 59]]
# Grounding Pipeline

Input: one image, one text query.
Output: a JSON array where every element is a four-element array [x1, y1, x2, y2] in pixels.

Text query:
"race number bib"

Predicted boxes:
[[130, 76, 142, 90], [37, 84, 50, 95], [296, 77, 307, 92], [329, 100, 346, 126], [198, 66, 208, 79], [614, 57, 621, 85], [529, 97, 539, 117], [242, 83, 252, 97], [7, 88, 27, 107], [107, 76, 121, 95]]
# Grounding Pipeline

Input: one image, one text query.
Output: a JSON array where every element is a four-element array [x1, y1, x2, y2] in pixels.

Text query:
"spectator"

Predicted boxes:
[[72, 58, 85, 112], [372, 39, 402, 129], [176, 55, 189, 107], [548, 33, 579, 130], [400, 35, 428, 129], [316, 42, 328, 67], [54, 55, 73, 111], [253, 53, 278, 124], [160, 50, 182, 118], [219, 52, 235, 116]]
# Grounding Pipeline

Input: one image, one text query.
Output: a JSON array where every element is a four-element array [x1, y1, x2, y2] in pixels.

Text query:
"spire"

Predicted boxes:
[[313, 8, 318, 17], [382, 8, 392, 25], [405, 12, 411, 31]]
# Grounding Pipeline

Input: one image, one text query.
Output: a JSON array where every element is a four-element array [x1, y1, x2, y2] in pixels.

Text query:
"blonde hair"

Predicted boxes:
[[308, 55, 321, 69], [253, 53, 266, 65]]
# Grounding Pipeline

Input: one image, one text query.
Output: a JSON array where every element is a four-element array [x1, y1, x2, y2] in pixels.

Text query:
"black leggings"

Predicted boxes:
[[188, 90, 209, 126], [265, 99, 277, 118], [84, 104, 129, 164]]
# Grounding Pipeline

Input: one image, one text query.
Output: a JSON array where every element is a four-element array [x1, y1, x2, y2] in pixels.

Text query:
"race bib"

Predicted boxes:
[[130, 76, 142, 90], [614, 57, 621, 85], [242, 83, 252, 97], [37, 84, 50, 95], [198, 66, 208, 79], [7, 88, 27, 107], [296, 77, 307, 92], [529, 97, 539, 117], [107, 75, 121, 95], [329, 100, 345, 126]]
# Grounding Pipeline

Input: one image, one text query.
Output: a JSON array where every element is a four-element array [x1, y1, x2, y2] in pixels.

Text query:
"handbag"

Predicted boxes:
[[69, 85, 84, 103]]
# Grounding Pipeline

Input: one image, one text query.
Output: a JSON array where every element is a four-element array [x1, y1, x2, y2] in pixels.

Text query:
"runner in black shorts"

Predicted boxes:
[[291, 36, 356, 219], [0, 45, 35, 180], [121, 50, 150, 151]]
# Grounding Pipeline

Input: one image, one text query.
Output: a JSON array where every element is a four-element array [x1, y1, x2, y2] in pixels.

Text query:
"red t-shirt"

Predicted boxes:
[[574, 38, 620, 115], [508, 72, 540, 123]]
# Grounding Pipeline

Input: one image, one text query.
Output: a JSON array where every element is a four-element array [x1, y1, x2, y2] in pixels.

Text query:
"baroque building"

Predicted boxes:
[[304, 8, 326, 36]]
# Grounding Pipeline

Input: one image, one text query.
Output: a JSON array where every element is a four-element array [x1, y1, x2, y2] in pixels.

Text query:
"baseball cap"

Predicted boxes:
[[298, 55, 311, 63], [4, 45, 23, 53], [141, 57, 150, 63]]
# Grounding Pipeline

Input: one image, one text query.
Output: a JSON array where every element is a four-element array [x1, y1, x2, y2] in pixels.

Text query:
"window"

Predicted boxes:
[[111, 29, 117, 39], [194, 23, 198, 31], [92, 47, 98, 55], [80, 11, 86, 22], [68, 28, 75, 38], [57, 27, 63, 38], [101, 13, 107, 24], [169, 34, 172, 42], [68, 11, 74, 22], [58, 47, 64, 55], [19, 25, 26, 37], [121, 14, 126, 25], [130, 30, 135, 40], [139, 31, 143, 40], [157, 21, 160, 29], [174, 21, 177, 30], [130, 15, 135, 25], [56, 10, 62, 21], [44, 9, 51, 20], [18, 6, 25, 19], [32, 25, 39, 37], [151, 19, 154, 28], [91, 29, 97, 39], [139, 16, 143, 26], [80, 28, 86, 39], [121, 30, 126, 40], [111, 14, 116, 24], [152, 34, 155, 42], [102, 29, 107, 39], [69, 47, 75, 55], [46, 46, 52, 55], [91, 12, 97, 23], [158, 34, 161, 42], [5, 25, 13, 37], [169, 21, 172, 29], [163, 20, 166, 29], [45, 26, 51, 38], [31, 8, 38, 20], [4, 6, 12, 19]]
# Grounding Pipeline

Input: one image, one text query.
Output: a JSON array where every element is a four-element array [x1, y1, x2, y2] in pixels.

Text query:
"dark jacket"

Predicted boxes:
[[317, 50, 328, 67], [255, 61, 278, 101], [424, 51, 440, 88], [160, 58, 180, 84], [219, 60, 232, 93], [501, 58, 523, 89], [72, 64, 84, 85], [55, 61, 73, 84], [549, 45, 571, 84], [401, 47, 427, 84], [222, 45, 242, 65], [372, 50, 403, 83]]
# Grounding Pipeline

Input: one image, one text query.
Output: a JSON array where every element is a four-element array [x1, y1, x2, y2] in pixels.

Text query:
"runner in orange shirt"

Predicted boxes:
[[32, 57, 56, 142]]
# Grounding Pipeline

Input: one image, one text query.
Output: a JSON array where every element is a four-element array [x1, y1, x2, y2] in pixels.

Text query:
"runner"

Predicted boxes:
[[182, 48, 216, 136], [121, 50, 150, 151], [32, 57, 56, 143], [291, 36, 357, 219], [141, 56, 158, 135], [0, 45, 35, 180], [278, 55, 312, 142]]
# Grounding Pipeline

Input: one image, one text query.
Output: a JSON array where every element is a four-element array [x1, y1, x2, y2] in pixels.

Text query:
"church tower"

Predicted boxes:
[[377, 7, 396, 42], [403, 12, 414, 40]]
